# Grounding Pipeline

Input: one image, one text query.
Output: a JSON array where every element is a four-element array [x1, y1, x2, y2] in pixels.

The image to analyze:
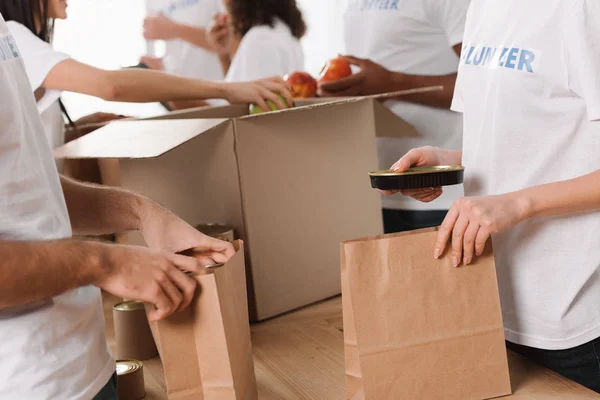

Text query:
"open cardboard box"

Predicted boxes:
[[55, 87, 438, 321]]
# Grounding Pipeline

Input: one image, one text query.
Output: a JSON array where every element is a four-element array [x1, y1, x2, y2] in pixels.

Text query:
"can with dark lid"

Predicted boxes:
[[113, 300, 158, 361], [116, 360, 145, 400], [369, 166, 464, 191], [195, 223, 235, 242]]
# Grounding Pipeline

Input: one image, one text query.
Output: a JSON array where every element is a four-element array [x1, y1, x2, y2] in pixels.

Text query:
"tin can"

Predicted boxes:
[[195, 223, 235, 243], [369, 166, 464, 190], [113, 300, 158, 361], [116, 360, 145, 400]]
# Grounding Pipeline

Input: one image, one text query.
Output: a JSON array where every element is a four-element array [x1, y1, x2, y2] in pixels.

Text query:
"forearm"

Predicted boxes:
[[390, 73, 458, 109], [0, 239, 104, 309], [43, 60, 227, 103], [173, 23, 213, 51], [60, 175, 151, 236], [519, 170, 600, 219], [104, 69, 225, 102], [439, 148, 463, 165]]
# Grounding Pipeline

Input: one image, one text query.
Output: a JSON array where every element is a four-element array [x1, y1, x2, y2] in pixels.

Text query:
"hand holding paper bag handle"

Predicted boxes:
[[96, 202, 236, 322], [384, 146, 532, 267]]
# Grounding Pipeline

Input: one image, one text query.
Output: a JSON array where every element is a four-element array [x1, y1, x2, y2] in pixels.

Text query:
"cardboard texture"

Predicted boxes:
[[342, 228, 512, 400], [55, 87, 438, 320], [145, 241, 257, 400]]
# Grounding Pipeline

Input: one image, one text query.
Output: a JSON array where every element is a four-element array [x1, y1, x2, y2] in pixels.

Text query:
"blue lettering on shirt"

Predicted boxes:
[[348, 0, 400, 11], [159, 0, 200, 15], [0, 34, 20, 63], [460, 44, 536, 73]]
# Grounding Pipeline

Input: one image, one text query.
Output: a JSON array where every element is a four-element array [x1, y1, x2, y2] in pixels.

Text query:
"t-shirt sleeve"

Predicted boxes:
[[450, 65, 465, 113], [424, 0, 470, 47], [225, 29, 288, 82], [564, 0, 600, 121], [6, 21, 70, 90]]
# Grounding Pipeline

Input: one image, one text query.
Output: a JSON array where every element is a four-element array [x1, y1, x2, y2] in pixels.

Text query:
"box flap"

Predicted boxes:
[[143, 104, 248, 120], [294, 85, 443, 107], [54, 119, 229, 159]]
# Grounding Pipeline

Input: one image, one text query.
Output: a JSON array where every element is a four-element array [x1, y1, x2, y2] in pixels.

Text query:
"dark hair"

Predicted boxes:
[[228, 0, 307, 40], [0, 0, 75, 127], [0, 0, 54, 41]]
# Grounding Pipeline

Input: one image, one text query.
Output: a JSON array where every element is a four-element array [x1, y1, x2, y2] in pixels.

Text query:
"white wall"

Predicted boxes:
[[53, 0, 347, 119]]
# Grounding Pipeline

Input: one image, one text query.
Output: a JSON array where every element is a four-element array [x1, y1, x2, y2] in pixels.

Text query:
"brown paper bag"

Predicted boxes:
[[342, 228, 511, 400], [146, 241, 258, 400]]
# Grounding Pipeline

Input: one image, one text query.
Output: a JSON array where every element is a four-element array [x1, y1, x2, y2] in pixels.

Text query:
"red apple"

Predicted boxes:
[[319, 57, 352, 83], [285, 71, 318, 98]]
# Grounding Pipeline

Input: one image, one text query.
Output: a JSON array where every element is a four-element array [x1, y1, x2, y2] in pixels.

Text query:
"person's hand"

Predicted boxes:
[[434, 193, 531, 266], [381, 146, 453, 201], [65, 113, 129, 141], [140, 55, 165, 71], [206, 13, 231, 54], [139, 202, 236, 266], [74, 112, 127, 127], [319, 55, 395, 97], [144, 14, 179, 41], [94, 244, 209, 321], [222, 77, 294, 111]]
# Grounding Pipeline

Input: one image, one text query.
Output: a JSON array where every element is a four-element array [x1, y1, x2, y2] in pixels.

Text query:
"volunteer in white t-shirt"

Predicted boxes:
[[0, 11, 236, 400], [386, 0, 600, 393], [0, 0, 292, 157], [143, 0, 223, 81], [207, 0, 305, 83], [321, 0, 470, 233]]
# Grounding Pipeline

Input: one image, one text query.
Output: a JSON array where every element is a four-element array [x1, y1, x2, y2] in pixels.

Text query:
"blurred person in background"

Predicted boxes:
[[142, 0, 224, 82], [320, 0, 471, 233], [0, 0, 292, 172], [207, 0, 305, 84]]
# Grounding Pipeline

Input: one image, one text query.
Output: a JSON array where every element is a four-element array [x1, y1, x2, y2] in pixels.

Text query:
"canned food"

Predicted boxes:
[[116, 360, 143, 376], [113, 301, 158, 361], [195, 223, 235, 243], [116, 360, 146, 400], [369, 166, 464, 190]]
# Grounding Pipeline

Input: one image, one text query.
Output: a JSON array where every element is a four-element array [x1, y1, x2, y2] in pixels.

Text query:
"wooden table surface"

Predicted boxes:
[[103, 294, 600, 400]]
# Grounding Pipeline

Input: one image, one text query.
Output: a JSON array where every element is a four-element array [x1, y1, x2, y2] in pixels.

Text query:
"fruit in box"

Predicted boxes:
[[249, 95, 291, 115], [319, 57, 352, 83], [285, 71, 317, 98]]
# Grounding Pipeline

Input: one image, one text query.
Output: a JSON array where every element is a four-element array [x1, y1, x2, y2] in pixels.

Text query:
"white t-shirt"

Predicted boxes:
[[225, 19, 305, 82], [452, 0, 600, 350], [146, 0, 224, 81], [344, 0, 469, 211], [0, 15, 114, 399], [7, 21, 69, 156]]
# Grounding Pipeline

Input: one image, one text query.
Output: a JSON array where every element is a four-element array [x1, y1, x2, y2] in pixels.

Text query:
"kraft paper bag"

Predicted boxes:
[[342, 228, 511, 400], [146, 241, 258, 400]]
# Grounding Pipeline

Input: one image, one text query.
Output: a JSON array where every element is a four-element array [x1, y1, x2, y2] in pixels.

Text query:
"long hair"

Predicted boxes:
[[228, 0, 307, 40], [0, 0, 54, 41], [0, 0, 75, 127]]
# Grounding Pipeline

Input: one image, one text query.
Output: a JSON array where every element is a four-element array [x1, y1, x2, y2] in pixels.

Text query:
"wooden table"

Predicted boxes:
[[103, 294, 600, 400]]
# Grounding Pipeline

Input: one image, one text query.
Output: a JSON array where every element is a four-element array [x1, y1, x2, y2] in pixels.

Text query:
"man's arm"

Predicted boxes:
[[60, 175, 144, 236], [0, 239, 100, 309], [319, 45, 463, 109]]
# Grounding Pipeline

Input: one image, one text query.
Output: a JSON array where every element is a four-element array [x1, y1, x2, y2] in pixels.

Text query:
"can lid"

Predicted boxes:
[[116, 360, 143, 375], [195, 223, 233, 237], [113, 300, 145, 312], [369, 166, 464, 177]]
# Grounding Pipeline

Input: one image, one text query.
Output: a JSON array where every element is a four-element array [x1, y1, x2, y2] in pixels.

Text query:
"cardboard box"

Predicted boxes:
[[55, 88, 437, 320]]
